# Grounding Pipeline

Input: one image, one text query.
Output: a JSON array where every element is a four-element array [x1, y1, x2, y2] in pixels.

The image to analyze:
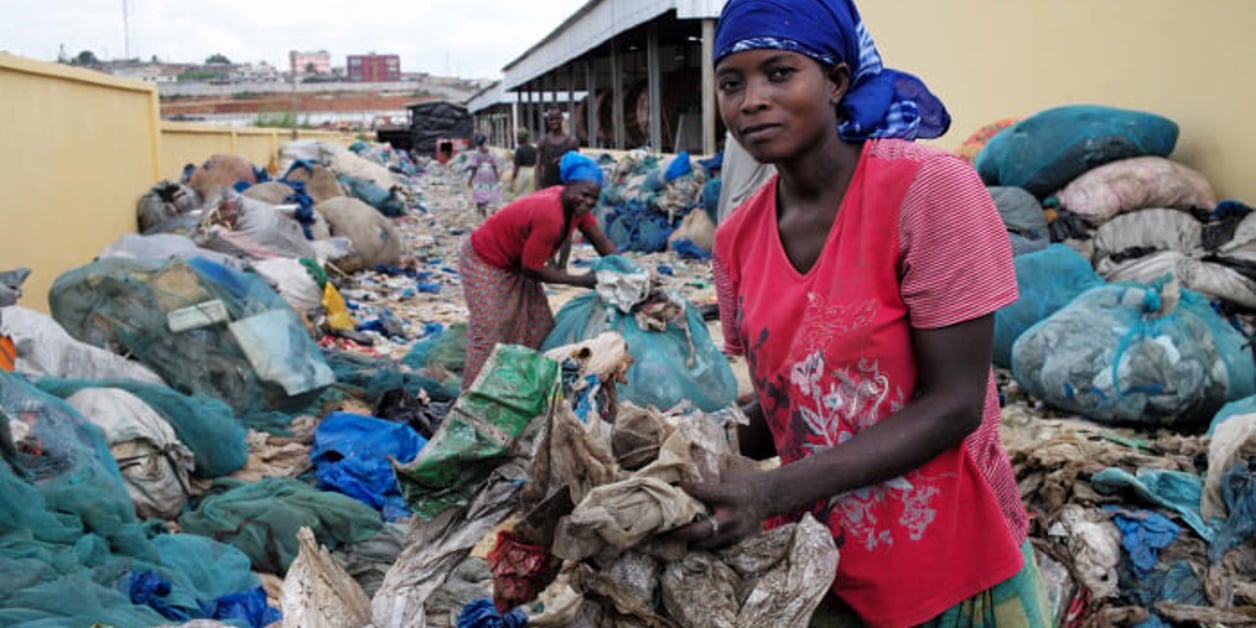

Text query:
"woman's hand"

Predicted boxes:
[[671, 471, 774, 550]]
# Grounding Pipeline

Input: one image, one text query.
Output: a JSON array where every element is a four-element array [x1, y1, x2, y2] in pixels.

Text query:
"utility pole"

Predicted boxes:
[[290, 51, 299, 139], [122, 0, 130, 59]]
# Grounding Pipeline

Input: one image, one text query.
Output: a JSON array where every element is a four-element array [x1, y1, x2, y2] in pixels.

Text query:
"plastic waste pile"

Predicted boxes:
[[595, 150, 712, 255], [957, 104, 1256, 626]]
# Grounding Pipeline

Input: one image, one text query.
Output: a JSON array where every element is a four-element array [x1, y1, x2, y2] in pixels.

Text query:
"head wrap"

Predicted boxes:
[[474, 133, 487, 146], [559, 151, 603, 186], [713, 0, 950, 141]]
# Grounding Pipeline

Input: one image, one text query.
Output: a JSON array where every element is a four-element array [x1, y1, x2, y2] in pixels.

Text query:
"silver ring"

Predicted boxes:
[[706, 514, 720, 536]]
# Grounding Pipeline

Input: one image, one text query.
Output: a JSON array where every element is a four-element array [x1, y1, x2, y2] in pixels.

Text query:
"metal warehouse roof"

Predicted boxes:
[[501, 0, 726, 90]]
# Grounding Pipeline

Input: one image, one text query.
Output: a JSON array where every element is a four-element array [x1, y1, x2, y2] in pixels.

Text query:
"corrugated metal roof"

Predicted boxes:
[[501, 0, 726, 90], [466, 81, 589, 114]]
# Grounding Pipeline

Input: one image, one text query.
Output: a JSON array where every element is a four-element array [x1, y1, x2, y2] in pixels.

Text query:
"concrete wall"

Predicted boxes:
[[0, 53, 354, 312], [859, 0, 1255, 201]]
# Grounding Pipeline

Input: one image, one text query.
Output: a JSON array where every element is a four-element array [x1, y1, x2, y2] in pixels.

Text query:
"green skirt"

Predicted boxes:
[[810, 540, 1052, 628]]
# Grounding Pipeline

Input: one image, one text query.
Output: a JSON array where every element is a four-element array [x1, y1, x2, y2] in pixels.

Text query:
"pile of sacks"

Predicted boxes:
[[960, 103, 1256, 625], [961, 105, 1256, 430], [596, 150, 714, 256]]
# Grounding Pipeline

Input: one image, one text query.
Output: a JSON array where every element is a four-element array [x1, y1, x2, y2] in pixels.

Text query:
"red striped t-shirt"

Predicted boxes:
[[713, 139, 1026, 627]]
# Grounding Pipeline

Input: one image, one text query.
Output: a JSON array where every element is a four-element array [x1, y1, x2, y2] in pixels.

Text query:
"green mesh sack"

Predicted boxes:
[[178, 477, 383, 574], [394, 344, 559, 520], [400, 323, 467, 393], [34, 377, 248, 477], [48, 257, 334, 420], [0, 372, 265, 626], [323, 347, 458, 403]]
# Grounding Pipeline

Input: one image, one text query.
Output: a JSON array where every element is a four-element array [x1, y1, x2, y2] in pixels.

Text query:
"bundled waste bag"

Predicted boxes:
[[197, 193, 318, 261], [65, 387, 195, 520], [0, 305, 165, 384], [989, 186, 1049, 255], [543, 257, 737, 413], [179, 477, 383, 574], [36, 376, 249, 478], [976, 105, 1179, 197], [315, 197, 404, 273], [137, 180, 201, 234], [312, 412, 427, 521], [1011, 279, 1255, 427], [49, 257, 334, 419], [1053, 156, 1217, 227], [1091, 208, 1256, 310], [338, 174, 406, 218], [992, 245, 1105, 367]]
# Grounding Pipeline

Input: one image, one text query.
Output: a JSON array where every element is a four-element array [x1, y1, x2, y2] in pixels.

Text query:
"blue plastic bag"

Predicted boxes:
[[312, 412, 427, 520]]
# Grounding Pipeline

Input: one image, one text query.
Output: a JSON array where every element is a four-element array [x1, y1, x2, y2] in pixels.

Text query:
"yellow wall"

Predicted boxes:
[[159, 124, 352, 181], [0, 53, 354, 311], [0, 54, 160, 313], [860, 0, 1254, 200]]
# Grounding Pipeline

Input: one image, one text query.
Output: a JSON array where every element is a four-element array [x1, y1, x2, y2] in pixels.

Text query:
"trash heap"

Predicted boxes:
[[963, 104, 1256, 625], [0, 132, 739, 627], [0, 137, 457, 627], [275, 338, 837, 627]]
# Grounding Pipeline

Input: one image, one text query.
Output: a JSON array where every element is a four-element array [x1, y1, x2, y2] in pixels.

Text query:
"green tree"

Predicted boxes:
[[73, 50, 99, 66], [205, 53, 231, 65]]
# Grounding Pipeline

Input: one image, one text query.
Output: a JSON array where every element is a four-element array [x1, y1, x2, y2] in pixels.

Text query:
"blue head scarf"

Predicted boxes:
[[559, 151, 604, 186], [713, 0, 950, 141]]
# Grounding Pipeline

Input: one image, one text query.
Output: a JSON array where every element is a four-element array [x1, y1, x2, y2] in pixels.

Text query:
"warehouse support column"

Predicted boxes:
[[585, 60, 597, 148], [567, 65, 576, 138], [702, 18, 717, 156], [647, 24, 663, 152], [611, 38, 625, 149]]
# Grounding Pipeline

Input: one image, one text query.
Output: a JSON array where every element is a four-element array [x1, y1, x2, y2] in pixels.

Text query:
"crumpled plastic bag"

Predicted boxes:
[[281, 526, 372, 628], [1203, 412, 1256, 519], [1049, 505, 1123, 599], [553, 475, 705, 563], [593, 256, 652, 313]]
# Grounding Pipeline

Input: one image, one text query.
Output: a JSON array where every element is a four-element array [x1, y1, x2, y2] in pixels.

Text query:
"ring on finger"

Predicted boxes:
[[706, 514, 720, 536]]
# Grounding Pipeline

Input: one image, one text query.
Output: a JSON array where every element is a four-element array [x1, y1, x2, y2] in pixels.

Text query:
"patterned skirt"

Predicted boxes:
[[458, 240, 555, 390]]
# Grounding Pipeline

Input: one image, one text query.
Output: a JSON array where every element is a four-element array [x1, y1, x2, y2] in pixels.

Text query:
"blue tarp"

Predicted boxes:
[[312, 412, 427, 521]]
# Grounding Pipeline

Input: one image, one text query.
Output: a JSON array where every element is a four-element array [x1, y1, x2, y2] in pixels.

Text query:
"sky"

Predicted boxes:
[[0, 0, 590, 78]]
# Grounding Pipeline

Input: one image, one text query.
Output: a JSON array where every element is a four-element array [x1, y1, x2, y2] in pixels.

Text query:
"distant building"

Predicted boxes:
[[235, 62, 280, 82], [347, 54, 401, 82], [103, 62, 180, 83], [291, 50, 331, 75]]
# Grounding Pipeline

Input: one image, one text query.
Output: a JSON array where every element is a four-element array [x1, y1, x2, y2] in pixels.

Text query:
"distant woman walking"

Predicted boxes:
[[467, 134, 501, 218]]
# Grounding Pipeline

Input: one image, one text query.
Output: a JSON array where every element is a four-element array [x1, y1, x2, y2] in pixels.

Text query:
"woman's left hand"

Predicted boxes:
[[671, 471, 774, 550]]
